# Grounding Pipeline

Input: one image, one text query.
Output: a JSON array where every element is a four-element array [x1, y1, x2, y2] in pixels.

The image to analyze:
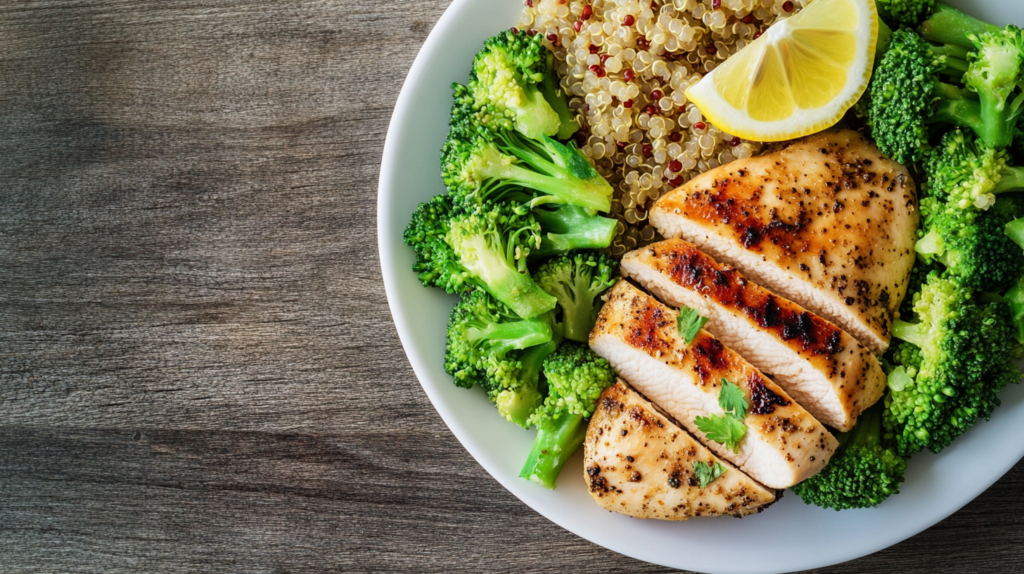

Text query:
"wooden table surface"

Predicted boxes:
[[2, 1, 1023, 572]]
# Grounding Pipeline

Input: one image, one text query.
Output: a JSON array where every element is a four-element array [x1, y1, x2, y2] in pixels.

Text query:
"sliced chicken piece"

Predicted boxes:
[[584, 380, 776, 520], [621, 239, 885, 432], [650, 128, 918, 353], [589, 280, 837, 489]]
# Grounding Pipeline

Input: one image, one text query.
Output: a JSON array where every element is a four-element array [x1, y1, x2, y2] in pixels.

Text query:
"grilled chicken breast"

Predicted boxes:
[[621, 239, 885, 431], [590, 280, 837, 488], [650, 129, 918, 353], [585, 380, 776, 520]]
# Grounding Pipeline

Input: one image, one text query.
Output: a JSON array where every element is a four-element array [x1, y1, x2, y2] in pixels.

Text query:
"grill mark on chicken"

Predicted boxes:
[[650, 129, 918, 353], [659, 241, 843, 357], [590, 281, 838, 487], [620, 238, 887, 431], [748, 373, 791, 415], [627, 302, 673, 356]]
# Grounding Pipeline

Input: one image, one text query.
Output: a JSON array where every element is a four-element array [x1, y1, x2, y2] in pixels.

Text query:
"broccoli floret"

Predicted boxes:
[[792, 402, 907, 510], [403, 194, 556, 319], [915, 194, 1024, 293], [875, 0, 934, 30], [921, 130, 1024, 209], [1004, 276, 1024, 344], [534, 251, 617, 342], [444, 289, 554, 390], [468, 29, 562, 139], [403, 194, 471, 294], [519, 342, 616, 489], [531, 205, 618, 257], [885, 272, 1021, 455], [920, 3, 1001, 50], [537, 54, 579, 140], [961, 27, 1024, 149], [494, 333, 561, 427], [442, 91, 613, 214], [899, 258, 938, 320], [869, 29, 977, 163]]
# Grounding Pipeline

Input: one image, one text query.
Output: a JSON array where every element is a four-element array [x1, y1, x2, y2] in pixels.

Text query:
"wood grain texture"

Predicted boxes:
[[1, 1, 1022, 572]]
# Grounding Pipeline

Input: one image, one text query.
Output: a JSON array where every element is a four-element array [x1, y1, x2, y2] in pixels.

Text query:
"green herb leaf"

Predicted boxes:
[[718, 379, 748, 420], [676, 306, 709, 344], [692, 461, 728, 488], [694, 414, 747, 452]]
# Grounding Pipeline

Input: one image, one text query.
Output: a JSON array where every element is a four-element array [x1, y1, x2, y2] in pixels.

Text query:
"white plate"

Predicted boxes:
[[378, 2, 1024, 572]]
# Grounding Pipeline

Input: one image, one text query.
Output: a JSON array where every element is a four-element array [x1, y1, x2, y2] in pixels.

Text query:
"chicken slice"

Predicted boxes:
[[584, 380, 777, 520], [621, 239, 885, 432], [589, 280, 837, 489], [650, 128, 918, 353]]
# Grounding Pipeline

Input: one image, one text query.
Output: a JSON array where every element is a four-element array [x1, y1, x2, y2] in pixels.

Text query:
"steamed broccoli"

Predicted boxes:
[[467, 29, 565, 139], [494, 334, 561, 428], [534, 251, 617, 342], [538, 63, 579, 140], [869, 29, 976, 163], [1004, 276, 1024, 344], [875, 0, 935, 30], [920, 3, 1001, 49], [899, 259, 938, 321], [531, 205, 618, 257], [885, 271, 1021, 455], [870, 26, 1024, 161], [961, 27, 1024, 149], [921, 130, 1024, 209], [792, 402, 907, 510], [443, 84, 612, 214], [519, 342, 616, 489], [874, 2, 996, 42], [914, 195, 1024, 293], [444, 289, 553, 390], [403, 194, 556, 319]]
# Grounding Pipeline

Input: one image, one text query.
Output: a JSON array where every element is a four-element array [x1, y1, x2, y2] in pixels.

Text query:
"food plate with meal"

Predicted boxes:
[[378, 0, 1024, 571]]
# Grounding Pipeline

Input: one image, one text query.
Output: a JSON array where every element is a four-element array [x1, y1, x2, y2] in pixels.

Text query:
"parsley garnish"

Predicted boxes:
[[694, 414, 747, 452], [694, 378, 749, 452], [676, 306, 708, 344], [717, 379, 748, 419], [692, 461, 728, 488]]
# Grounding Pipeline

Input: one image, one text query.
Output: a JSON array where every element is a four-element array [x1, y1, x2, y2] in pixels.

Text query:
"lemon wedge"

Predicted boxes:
[[685, 0, 878, 141]]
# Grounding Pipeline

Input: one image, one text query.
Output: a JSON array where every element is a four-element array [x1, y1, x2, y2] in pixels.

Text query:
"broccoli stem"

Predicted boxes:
[[915, 228, 945, 259], [513, 87, 562, 140], [519, 411, 587, 489], [977, 93, 1018, 150], [479, 144, 611, 213], [934, 82, 977, 101], [1005, 217, 1024, 250], [932, 45, 970, 76], [1004, 279, 1024, 344], [496, 336, 559, 427], [993, 167, 1024, 194], [920, 3, 1000, 50], [468, 317, 553, 357], [539, 67, 579, 141], [456, 233, 557, 319], [531, 205, 617, 258], [892, 319, 929, 350], [930, 98, 985, 135], [874, 18, 892, 64]]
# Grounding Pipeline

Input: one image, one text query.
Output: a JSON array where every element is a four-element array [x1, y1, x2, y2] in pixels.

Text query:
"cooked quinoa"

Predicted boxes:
[[517, 0, 808, 255]]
